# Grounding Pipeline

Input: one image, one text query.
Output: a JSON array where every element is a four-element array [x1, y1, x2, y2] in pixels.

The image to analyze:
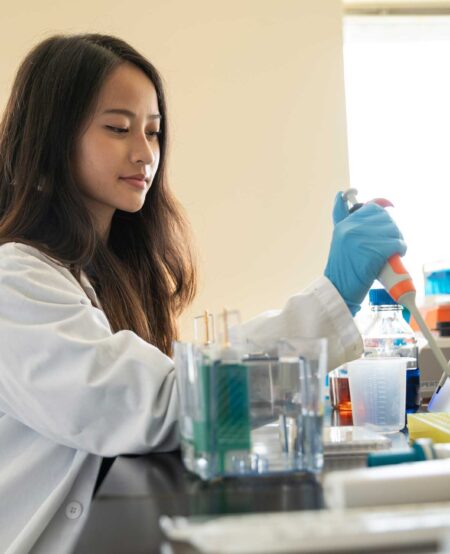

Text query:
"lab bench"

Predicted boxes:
[[74, 410, 431, 554], [74, 451, 325, 554]]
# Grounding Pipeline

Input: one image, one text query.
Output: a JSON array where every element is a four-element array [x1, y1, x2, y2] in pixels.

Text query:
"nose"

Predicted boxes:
[[130, 132, 158, 166]]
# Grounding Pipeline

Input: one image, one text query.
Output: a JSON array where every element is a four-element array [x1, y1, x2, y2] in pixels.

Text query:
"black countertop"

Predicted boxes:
[[75, 450, 323, 554]]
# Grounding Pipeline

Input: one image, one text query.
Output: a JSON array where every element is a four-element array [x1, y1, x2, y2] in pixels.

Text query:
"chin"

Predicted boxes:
[[118, 201, 146, 213]]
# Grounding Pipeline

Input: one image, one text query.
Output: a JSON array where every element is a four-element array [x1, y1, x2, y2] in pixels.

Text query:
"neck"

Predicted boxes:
[[82, 199, 114, 243], [96, 217, 112, 243]]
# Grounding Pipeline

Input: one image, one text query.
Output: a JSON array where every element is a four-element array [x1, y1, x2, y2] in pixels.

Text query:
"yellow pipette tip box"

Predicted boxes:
[[408, 413, 450, 443]]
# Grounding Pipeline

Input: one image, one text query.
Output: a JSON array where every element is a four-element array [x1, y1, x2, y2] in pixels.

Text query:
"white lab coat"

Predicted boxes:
[[0, 242, 363, 553]]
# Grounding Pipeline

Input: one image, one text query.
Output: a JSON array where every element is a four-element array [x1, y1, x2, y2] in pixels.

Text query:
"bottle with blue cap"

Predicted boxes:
[[363, 288, 420, 414]]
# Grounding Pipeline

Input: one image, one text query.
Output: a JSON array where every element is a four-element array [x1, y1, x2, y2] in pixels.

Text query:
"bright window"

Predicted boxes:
[[344, 15, 450, 301]]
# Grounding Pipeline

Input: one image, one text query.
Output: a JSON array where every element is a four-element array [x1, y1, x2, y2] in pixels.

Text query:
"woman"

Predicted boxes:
[[0, 34, 405, 553]]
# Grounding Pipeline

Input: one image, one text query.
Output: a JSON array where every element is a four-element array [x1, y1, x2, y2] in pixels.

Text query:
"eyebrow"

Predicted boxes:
[[101, 108, 162, 120]]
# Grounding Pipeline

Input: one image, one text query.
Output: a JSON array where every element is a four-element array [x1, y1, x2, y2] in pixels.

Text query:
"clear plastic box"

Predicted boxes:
[[173, 337, 327, 480]]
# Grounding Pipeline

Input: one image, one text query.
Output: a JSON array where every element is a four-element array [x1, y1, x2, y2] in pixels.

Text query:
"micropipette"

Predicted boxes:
[[342, 189, 450, 408]]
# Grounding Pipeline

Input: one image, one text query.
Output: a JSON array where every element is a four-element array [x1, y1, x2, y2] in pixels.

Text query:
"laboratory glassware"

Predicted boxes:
[[173, 332, 327, 479], [347, 357, 412, 433]]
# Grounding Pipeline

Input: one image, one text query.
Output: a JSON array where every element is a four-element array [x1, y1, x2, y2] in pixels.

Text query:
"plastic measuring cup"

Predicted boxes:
[[347, 357, 413, 433]]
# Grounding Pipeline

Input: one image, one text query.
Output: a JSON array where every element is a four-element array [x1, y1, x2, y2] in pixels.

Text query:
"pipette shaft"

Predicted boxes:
[[407, 302, 450, 390]]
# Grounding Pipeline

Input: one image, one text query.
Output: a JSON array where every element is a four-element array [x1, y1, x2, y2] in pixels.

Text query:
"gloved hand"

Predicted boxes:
[[324, 192, 407, 316]]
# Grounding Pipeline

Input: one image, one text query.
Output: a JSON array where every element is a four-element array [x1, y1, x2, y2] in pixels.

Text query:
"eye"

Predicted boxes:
[[106, 126, 128, 134], [146, 130, 161, 140]]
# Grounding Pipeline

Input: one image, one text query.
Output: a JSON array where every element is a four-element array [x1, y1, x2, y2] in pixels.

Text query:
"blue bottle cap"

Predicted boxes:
[[369, 288, 398, 306]]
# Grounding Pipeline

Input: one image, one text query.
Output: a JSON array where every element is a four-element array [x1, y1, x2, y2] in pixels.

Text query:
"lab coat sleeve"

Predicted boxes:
[[240, 275, 363, 371], [0, 244, 178, 457]]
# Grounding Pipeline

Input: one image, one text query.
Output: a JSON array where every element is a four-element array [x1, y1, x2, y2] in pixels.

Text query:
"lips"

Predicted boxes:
[[121, 173, 149, 182], [119, 174, 149, 190]]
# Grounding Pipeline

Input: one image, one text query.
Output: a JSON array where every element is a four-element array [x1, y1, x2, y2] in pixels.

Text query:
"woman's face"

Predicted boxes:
[[73, 62, 161, 238]]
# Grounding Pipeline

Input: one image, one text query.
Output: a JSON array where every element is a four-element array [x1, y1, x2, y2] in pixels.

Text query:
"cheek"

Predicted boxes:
[[75, 136, 115, 187]]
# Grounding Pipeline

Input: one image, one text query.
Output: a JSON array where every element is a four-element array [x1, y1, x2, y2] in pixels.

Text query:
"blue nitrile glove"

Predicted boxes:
[[324, 192, 407, 316]]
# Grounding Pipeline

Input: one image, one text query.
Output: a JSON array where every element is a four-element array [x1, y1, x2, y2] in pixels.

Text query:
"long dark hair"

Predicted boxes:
[[0, 34, 197, 355]]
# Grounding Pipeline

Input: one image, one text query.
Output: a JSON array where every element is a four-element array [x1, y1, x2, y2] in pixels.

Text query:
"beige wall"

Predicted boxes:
[[0, 0, 349, 340]]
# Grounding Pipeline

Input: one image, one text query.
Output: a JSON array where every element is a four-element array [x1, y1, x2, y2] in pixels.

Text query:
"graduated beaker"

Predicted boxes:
[[347, 357, 412, 433]]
